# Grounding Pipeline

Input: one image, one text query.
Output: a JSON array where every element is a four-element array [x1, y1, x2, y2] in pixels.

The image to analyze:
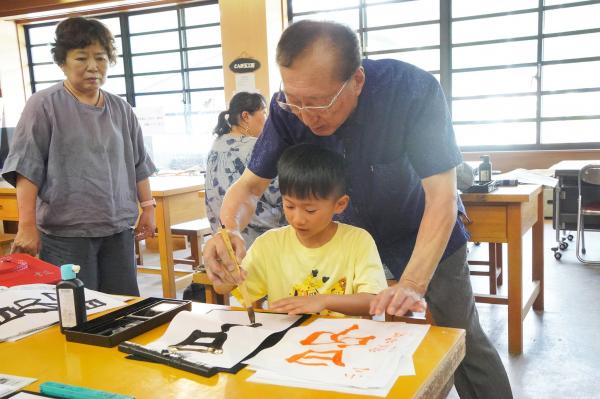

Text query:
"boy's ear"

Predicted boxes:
[[334, 194, 350, 214]]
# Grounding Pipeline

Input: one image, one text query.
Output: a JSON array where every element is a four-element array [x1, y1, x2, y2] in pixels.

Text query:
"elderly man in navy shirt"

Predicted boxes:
[[204, 20, 512, 399]]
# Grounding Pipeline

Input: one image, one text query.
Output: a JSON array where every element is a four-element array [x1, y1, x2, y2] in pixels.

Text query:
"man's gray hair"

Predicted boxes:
[[276, 20, 361, 82]]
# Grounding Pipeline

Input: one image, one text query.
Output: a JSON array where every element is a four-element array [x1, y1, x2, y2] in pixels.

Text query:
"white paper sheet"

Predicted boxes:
[[245, 318, 429, 390], [201, 308, 300, 331], [133, 105, 166, 135], [247, 349, 417, 397], [234, 73, 257, 93], [0, 284, 126, 342], [142, 310, 302, 369], [493, 168, 558, 187], [248, 368, 393, 397], [0, 373, 37, 397], [2, 393, 52, 399]]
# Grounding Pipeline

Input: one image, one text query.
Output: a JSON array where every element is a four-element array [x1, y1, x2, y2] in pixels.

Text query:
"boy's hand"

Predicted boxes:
[[270, 295, 327, 315]]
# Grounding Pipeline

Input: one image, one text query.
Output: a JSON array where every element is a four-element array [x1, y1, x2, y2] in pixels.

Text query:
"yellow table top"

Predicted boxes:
[[0, 303, 465, 399]]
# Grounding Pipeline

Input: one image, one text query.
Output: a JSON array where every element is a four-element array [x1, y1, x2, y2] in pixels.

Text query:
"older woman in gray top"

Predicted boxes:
[[205, 92, 284, 246], [2, 17, 156, 295]]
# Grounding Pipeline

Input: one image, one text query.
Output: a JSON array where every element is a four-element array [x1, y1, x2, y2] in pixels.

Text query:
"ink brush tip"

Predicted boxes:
[[247, 307, 256, 324]]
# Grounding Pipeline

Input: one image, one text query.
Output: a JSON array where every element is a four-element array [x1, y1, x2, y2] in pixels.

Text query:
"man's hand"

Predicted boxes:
[[369, 280, 427, 316], [208, 169, 270, 285], [270, 295, 327, 315], [370, 168, 457, 317], [134, 208, 156, 240], [203, 231, 247, 285], [11, 224, 40, 256]]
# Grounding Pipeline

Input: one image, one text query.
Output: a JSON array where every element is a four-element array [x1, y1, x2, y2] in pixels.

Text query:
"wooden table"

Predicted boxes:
[[0, 302, 465, 399], [146, 176, 206, 298], [0, 176, 205, 299], [0, 181, 19, 224], [461, 184, 544, 354]]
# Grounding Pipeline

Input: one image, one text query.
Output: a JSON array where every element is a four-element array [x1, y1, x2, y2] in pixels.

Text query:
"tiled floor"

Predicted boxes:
[[449, 221, 600, 399], [136, 220, 600, 399]]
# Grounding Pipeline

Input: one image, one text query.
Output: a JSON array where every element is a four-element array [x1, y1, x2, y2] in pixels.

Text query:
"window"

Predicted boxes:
[[24, 1, 225, 171], [289, 0, 600, 150], [450, 1, 540, 148], [290, 0, 440, 74], [26, 16, 125, 95], [540, 2, 600, 146]]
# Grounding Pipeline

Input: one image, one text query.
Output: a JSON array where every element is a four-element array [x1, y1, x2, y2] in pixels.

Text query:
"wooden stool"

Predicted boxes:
[[0, 233, 16, 256], [170, 218, 218, 303], [469, 243, 503, 294], [192, 271, 229, 305], [136, 219, 213, 296], [170, 218, 213, 267]]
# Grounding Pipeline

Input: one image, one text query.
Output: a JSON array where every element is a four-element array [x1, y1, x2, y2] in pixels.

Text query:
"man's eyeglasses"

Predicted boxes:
[[276, 79, 349, 114]]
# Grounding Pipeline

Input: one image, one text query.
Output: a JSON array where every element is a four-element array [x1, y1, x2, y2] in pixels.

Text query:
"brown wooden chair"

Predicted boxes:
[[135, 233, 201, 293], [170, 218, 213, 268], [469, 243, 503, 294], [170, 218, 232, 304], [192, 270, 229, 305], [136, 219, 219, 301]]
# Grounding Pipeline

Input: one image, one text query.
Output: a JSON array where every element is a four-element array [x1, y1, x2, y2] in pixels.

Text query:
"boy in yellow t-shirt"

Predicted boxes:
[[214, 144, 387, 316]]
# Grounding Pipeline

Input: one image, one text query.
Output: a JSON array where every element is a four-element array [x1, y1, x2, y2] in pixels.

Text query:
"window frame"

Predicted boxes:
[[24, 0, 224, 108], [288, 0, 600, 151]]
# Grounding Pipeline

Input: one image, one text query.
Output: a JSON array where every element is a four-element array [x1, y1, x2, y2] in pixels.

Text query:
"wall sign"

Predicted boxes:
[[229, 57, 261, 73]]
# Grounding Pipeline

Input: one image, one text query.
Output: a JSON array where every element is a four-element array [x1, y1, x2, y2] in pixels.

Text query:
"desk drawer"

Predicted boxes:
[[0, 197, 19, 219], [464, 205, 507, 243]]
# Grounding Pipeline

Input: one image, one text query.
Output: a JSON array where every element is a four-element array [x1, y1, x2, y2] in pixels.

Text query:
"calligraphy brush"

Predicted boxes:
[[219, 224, 256, 324]]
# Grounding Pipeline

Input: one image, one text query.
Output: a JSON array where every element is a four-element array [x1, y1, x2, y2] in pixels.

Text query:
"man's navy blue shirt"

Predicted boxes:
[[249, 59, 469, 279]]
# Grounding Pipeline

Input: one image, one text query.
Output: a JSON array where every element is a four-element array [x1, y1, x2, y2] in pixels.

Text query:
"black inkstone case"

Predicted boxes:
[[463, 180, 498, 193], [63, 297, 191, 347]]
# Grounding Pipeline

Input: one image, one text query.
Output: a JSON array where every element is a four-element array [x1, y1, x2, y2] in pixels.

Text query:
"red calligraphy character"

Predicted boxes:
[[299, 324, 375, 348], [286, 349, 345, 366]]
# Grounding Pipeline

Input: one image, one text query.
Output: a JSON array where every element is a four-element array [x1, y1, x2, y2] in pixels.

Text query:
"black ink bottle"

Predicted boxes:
[[56, 264, 86, 333], [479, 155, 492, 183]]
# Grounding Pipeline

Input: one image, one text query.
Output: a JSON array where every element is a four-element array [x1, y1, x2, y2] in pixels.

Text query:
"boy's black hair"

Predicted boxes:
[[277, 144, 346, 200]]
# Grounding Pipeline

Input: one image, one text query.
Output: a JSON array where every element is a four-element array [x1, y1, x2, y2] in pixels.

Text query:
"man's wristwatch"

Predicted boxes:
[[140, 198, 156, 208]]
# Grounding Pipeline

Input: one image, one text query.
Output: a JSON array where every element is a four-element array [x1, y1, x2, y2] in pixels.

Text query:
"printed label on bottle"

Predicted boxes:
[[58, 288, 76, 328], [480, 170, 491, 182]]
